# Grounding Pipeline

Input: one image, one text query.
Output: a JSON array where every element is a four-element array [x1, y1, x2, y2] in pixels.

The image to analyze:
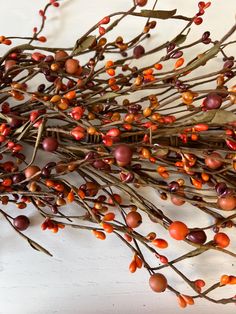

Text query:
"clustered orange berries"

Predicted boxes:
[[41, 218, 65, 233]]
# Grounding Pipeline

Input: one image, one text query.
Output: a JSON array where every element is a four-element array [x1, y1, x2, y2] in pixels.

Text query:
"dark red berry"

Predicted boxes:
[[42, 137, 58, 152], [13, 215, 30, 231], [133, 45, 145, 59], [187, 230, 207, 244], [204, 93, 222, 110]]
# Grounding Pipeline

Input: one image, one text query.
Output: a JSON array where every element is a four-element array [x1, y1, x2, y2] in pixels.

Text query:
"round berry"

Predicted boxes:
[[133, 45, 145, 59], [113, 144, 133, 166], [24, 165, 40, 179], [13, 215, 30, 231], [126, 211, 142, 228], [168, 221, 189, 240], [205, 152, 223, 170], [149, 273, 167, 292], [187, 230, 207, 244], [204, 93, 222, 110], [214, 232, 230, 248], [42, 137, 58, 152], [218, 195, 236, 211]]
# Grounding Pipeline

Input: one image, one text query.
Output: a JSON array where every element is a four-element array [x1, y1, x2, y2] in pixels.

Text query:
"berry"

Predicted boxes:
[[42, 137, 58, 152], [168, 221, 189, 240], [126, 211, 142, 228], [133, 45, 145, 59], [149, 273, 167, 292], [13, 215, 30, 231]]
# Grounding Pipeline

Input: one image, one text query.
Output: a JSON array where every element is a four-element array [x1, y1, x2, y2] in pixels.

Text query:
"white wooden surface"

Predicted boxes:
[[0, 1, 236, 313]]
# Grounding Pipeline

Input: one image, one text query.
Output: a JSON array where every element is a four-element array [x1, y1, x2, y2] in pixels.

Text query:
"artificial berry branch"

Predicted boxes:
[[0, 0, 236, 308]]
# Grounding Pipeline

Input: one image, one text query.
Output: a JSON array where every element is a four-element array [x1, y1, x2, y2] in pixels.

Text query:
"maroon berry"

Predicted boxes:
[[133, 45, 145, 59], [13, 215, 30, 231], [42, 137, 58, 152], [204, 92, 222, 110], [187, 230, 207, 244], [113, 144, 133, 166], [12, 173, 25, 184]]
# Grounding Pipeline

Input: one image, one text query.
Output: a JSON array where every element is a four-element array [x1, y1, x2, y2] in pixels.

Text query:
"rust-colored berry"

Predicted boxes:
[[149, 273, 167, 293], [126, 211, 142, 228]]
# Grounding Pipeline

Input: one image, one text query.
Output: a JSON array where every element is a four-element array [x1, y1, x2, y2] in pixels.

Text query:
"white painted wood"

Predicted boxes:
[[0, 1, 235, 313]]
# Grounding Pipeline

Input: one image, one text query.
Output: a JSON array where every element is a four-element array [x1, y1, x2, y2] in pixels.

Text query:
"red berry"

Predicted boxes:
[[135, 0, 148, 6], [194, 17, 203, 25]]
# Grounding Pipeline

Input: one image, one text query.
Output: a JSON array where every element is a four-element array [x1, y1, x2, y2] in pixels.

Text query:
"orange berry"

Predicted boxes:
[[143, 107, 152, 117], [135, 255, 143, 268], [220, 275, 230, 286], [38, 36, 47, 43], [124, 233, 133, 242], [103, 212, 115, 221], [157, 165, 166, 173], [177, 295, 187, 308], [52, 225, 59, 233], [191, 133, 198, 141], [181, 295, 194, 305], [0, 35, 6, 42], [141, 147, 151, 159], [168, 221, 189, 241], [154, 63, 163, 70], [160, 171, 169, 179], [191, 177, 202, 189], [64, 90, 76, 100], [229, 276, 236, 285], [143, 68, 153, 75], [201, 172, 210, 181], [129, 260, 137, 273], [2, 178, 12, 187], [101, 222, 114, 233], [175, 57, 185, 69], [57, 223, 65, 229], [214, 232, 230, 248], [77, 189, 85, 199], [92, 230, 106, 240], [105, 60, 114, 68], [67, 190, 75, 203], [106, 68, 115, 76], [3, 39, 12, 45], [152, 238, 168, 249]]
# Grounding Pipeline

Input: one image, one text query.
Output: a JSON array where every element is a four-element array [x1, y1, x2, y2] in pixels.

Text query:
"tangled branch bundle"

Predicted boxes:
[[1, 0, 236, 308]]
